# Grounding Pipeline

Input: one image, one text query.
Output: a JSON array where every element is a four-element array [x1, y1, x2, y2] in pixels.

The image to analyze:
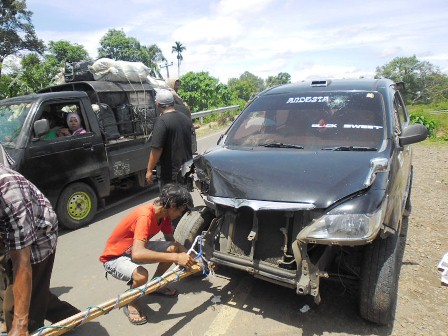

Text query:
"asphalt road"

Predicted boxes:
[[48, 130, 395, 336]]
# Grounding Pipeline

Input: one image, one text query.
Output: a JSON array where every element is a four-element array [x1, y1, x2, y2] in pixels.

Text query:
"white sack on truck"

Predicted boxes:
[[89, 58, 153, 83]]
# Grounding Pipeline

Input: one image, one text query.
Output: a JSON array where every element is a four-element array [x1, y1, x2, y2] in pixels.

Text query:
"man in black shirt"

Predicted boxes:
[[146, 89, 193, 191]]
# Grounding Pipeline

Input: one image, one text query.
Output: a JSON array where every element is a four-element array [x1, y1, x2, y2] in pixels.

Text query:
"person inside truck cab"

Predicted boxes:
[[57, 112, 86, 136]]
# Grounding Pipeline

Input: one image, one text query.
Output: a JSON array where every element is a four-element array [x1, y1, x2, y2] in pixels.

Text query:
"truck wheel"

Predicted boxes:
[[359, 231, 400, 325], [57, 182, 98, 230], [174, 206, 214, 249]]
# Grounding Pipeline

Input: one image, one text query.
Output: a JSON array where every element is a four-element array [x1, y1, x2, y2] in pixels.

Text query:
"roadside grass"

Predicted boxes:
[[408, 103, 448, 142], [195, 120, 232, 137], [194, 110, 239, 137]]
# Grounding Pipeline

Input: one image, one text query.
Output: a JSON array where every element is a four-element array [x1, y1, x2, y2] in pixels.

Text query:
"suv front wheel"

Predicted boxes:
[[174, 206, 214, 249], [359, 231, 401, 325]]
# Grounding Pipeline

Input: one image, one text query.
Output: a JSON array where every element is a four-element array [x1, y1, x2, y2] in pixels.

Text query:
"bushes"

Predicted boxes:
[[410, 114, 437, 136], [408, 103, 448, 140]]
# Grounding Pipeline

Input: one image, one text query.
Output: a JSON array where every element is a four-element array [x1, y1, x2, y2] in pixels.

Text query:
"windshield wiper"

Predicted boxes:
[[321, 146, 377, 151], [259, 142, 304, 149]]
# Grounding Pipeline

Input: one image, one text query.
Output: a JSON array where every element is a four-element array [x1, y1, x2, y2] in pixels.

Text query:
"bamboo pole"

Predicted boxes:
[[31, 264, 203, 336]]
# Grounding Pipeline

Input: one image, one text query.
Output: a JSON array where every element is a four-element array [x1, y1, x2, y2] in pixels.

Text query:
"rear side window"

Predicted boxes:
[[225, 91, 385, 149]]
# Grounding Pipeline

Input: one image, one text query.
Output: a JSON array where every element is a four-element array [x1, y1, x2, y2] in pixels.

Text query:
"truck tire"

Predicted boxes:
[[359, 231, 400, 325], [57, 182, 98, 230], [174, 206, 214, 249]]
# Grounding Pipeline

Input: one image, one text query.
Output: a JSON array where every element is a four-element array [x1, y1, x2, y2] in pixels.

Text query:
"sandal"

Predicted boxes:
[[123, 305, 147, 325], [0, 321, 6, 333], [155, 286, 178, 297]]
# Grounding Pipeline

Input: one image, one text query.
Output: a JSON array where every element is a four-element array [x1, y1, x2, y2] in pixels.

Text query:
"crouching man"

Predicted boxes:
[[99, 184, 196, 325]]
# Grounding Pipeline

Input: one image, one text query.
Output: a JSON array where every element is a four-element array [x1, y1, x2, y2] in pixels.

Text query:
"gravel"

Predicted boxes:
[[392, 143, 448, 335]]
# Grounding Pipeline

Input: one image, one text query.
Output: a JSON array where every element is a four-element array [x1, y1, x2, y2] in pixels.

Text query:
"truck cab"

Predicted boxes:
[[0, 81, 158, 229]]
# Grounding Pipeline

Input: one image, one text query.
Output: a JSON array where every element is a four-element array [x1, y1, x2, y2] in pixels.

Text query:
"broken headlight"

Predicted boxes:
[[297, 201, 386, 244]]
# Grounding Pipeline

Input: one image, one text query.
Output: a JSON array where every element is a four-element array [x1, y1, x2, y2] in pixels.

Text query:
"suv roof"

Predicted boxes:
[[261, 78, 396, 96]]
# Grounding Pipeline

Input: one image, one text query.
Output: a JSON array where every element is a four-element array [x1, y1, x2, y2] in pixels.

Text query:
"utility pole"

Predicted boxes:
[[160, 61, 173, 79]]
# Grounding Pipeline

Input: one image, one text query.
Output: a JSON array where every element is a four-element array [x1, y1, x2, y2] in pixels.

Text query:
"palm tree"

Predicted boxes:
[[171, 41, 186, 77], [140, 44, 166, 78]]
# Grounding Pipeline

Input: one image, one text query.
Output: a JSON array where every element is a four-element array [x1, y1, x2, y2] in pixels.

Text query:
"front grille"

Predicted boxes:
[[216, 208, 311, 267]]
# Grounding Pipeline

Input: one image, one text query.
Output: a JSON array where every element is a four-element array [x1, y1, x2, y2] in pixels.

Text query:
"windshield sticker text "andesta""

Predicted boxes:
[[286, 96, 329, 103]]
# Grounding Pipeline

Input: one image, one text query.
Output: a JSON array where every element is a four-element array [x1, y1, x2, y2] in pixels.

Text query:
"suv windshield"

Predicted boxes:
[[225, 91, 385, 150], [0, 101, 31, 148]]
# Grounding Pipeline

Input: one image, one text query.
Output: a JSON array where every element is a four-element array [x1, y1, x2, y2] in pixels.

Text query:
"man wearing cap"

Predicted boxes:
[[145, 89, 193, 190], [100, 183, 196, 325]]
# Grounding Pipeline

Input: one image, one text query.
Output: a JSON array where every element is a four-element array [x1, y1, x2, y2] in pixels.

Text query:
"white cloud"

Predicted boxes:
[[173, 17, 243, 44], [293, 64, 375, 82], [25, 0, 448, 84], [214, 0, 275, 16]]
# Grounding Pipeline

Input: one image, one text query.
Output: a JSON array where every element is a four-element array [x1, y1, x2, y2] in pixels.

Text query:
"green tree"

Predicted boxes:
[[266, 72, 291, 87], [0, 73, 22, 99], [3, 39, 89, 96], [179, 71, 237, 112], [228, 71, 265, 101], [240, 71, 265, 92], [375, 55, 440, 104], [139, 44, 166, 77], [98, 29, 165, 75], [425, 73, 448, 103], [171, 41, 186, 77], [48, 40, 89, 63], [0, 0, 45, 80], [98, 29, 142, 62], [18, 53, 60, 93]]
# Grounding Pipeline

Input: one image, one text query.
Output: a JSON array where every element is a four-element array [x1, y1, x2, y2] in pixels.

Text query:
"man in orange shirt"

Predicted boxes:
[[100, 184, 195, 325]]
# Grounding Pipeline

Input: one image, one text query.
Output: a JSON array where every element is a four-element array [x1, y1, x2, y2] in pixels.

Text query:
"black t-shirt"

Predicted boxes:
[[151, 110, 193, 181]]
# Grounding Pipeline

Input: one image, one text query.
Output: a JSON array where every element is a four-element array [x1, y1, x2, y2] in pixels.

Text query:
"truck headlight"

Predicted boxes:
[[297, 202, 386, 244]]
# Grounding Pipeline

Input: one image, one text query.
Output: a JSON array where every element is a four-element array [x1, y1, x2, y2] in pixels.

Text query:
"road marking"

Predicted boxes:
[[204, 276, 253, 336]]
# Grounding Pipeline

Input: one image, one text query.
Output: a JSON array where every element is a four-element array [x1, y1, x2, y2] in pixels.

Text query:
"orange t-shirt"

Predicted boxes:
[[99, 204, 173, 263]]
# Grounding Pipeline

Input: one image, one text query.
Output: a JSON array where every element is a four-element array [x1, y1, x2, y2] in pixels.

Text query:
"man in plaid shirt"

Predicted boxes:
[[0, 160, 79, 335]]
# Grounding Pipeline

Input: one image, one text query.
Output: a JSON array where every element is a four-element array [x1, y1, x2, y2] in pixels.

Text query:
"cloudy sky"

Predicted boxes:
[[25, 0, 448, 83]]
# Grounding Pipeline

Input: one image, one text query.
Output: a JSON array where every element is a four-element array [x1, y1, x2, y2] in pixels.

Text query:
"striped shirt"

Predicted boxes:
[[0, 164, 58, 264]]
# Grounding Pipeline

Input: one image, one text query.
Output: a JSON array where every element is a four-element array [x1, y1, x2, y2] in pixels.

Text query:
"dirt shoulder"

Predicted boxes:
[[393, 142, 448, 335]]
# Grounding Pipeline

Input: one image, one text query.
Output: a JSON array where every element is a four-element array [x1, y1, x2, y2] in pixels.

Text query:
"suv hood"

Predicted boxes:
[[194, 147, 384, 209]]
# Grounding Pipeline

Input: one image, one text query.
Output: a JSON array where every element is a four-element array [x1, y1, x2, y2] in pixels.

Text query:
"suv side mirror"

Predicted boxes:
[[399, 123, 428, 146]]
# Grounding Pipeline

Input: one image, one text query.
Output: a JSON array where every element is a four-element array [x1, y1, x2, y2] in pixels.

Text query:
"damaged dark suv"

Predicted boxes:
[[175, 78, 428, 325]]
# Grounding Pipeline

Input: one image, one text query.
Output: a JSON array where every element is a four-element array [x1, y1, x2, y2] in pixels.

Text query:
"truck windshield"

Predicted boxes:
[[225, 91, 385, 150], [0, 102, 31, 148]]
